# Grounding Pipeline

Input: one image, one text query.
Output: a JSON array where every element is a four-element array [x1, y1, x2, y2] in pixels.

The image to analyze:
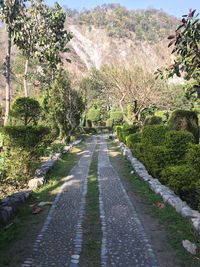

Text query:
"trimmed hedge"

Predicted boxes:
[[161, 165, 199, 207], [165, 130, 194, 162], [123, 124, 139, 141], [1, 126, 50, 148], [187, 144, 200, 172], [106, 118, 114, 127], [144, 116, 162, 126], [142, 125, 169, 146], [168, 110, 199, 144], [126, 133, 141, 149]]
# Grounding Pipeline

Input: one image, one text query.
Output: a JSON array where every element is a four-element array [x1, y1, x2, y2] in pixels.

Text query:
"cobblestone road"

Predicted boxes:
[[22, 137, 97, 267], [98, 136, 159, 267]]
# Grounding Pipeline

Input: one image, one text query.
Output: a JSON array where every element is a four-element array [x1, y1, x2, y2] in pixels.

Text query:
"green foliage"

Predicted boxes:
[[144, 145, 171, 177], [168, 110, 199, 144], [115, 125, 123, 142], [11, 97, 41, 125], [132, 143, 145, 162], [164, 10, 200, 82], [46, 70, 84, 139], [1, 125, 50, 185], [187, 144, 200, 172], [122, 124, 139, 141], [75, 5, 178, 42], [110, 110, 123, 124], [1, 125, 49, 148], [161, 165, 199, 195], [144, 116, 162, 125], [87, 107, 101, 124], [165, 130, 194, 161], [106, 118, 113, 127], [142, 125, 169, 146], [126, 133, 141, 149]]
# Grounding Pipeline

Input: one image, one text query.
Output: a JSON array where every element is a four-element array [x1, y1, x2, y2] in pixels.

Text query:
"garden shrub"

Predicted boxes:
[[165, 130, 194, 161], [2, 126, 50, 148], [144, 145, 171, 177], [1, 125, 50, 186], [110, 110, 123, 124], [141, 125, 169, 146], [106, 118, 114, 127], [132, 143, 145, 162], [144, 116, 162, 126], [10, 97, 41, 125], [126, 133, 141, 149], [161, 165, 199, 208], [87, 107, 101, 125], [122, 124, 139, 141], [168, 110, 199, 144], [187, 144, 200, 172], [115, 126, 123, 142]]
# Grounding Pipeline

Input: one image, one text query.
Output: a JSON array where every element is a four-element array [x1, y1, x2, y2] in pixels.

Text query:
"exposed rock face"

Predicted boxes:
[[66, 23, 173, 74]]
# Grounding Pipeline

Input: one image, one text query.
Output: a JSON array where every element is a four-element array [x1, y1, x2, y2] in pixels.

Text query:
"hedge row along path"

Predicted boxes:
[[21, 135, 158, 267]]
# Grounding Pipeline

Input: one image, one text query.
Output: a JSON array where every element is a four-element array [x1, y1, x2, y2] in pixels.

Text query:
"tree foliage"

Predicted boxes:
[[11, 97, 41, 125], [158, 9, 200, 84]]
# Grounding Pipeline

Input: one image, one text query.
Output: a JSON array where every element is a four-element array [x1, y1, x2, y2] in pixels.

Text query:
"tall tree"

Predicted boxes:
[[102, 65, 166, 124], [0, 0, 27, 125]]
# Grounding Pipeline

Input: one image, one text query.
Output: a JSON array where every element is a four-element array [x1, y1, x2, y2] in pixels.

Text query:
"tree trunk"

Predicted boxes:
[[4, 29, 12, 126], [24, 59, 29, 97]]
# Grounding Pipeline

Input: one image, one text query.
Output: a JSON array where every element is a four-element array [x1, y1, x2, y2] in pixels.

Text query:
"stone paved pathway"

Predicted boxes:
[[98, 135, 159, 267], [22, 136, 97, 267]]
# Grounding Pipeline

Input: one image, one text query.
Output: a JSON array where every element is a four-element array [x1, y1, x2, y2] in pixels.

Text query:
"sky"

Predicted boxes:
[[46, 0, 200, 18]]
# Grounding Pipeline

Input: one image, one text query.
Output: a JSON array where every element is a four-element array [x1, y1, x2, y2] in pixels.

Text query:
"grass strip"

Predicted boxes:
[[80, 145, 101, 267]]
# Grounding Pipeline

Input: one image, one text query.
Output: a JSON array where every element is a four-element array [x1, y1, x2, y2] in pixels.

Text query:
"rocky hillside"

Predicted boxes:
[[64, 4, 179, 75]]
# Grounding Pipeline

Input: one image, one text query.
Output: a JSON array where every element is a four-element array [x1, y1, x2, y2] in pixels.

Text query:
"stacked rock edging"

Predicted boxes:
[[117, 140, 200, 235], [0, 139, 82, 225]]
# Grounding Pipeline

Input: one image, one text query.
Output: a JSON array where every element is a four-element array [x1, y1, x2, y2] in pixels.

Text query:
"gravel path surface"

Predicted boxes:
[[22, 137, 97, 267], [98, 135, 159, 267]]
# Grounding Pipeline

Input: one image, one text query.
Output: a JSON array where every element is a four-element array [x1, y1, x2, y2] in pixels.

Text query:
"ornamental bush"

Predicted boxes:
[[87, 107, 101, 125], [165, 130, 194, 162], [2, 126, 50, 148], [126, 133, 141, 149], [110, 110, 123, 124], [144, 116, 162, 126], [10, 97, 41, 126], [187, 144, 200, 172], [122, 124, 139, 141], [161, 165, 199, 207], [106, 118, 114, 127], [168, 110, 199, 144], [144, 145, 171, 177], [1, 125, 50, 185], [141, 125, 169, 146]]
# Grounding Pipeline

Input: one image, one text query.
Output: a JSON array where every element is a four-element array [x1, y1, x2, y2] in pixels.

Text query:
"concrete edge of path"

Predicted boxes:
[[116, 139, 200, 236], [0, 139, 82, 225]]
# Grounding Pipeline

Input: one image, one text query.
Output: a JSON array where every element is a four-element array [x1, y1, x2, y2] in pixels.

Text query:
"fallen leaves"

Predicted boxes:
[[153, 201, 165, 209]]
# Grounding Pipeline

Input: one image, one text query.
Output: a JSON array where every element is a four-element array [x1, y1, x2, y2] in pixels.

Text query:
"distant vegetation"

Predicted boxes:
[[66, 4, 178, 42]]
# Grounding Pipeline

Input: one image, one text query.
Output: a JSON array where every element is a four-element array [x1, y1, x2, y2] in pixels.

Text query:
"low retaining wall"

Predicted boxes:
[[117, 140, 200, 235], [0, 139, 82, 225]]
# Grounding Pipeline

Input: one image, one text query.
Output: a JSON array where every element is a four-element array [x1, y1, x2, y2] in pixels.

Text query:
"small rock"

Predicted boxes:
[[28, 178, 44, 190], [38, 201, 52, 207], [182, 240, 197, 255], [130, 170, 134, 174]]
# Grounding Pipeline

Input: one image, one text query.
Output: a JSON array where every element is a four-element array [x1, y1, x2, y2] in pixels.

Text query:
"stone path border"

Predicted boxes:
[[117, 139, 200, 235], [22, 136, 96, 267], [98, 136, 159, 267]]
